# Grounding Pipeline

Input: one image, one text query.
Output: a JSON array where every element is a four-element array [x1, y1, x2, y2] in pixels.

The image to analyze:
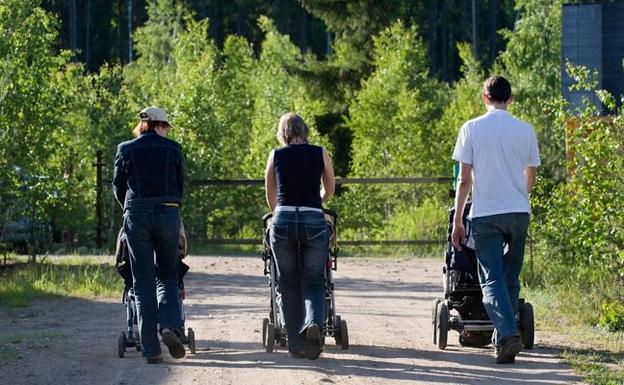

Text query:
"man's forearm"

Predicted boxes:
[[454, 178, 472, 223]]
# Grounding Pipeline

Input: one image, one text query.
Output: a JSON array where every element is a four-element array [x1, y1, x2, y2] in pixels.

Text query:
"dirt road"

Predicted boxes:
[[0, 256, 583, 385]]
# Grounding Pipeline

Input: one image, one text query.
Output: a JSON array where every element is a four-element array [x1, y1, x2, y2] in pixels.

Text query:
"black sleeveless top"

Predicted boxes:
[[274, 144, 324, 209]]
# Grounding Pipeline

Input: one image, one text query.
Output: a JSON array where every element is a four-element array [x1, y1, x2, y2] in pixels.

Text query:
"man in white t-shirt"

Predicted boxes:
[[451, 76, 540, 364]]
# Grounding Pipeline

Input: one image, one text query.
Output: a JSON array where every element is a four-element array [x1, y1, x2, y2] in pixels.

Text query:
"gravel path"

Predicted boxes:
[[0, 256, 584, 385]]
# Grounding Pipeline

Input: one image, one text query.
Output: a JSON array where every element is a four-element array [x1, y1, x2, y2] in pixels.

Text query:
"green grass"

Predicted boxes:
[[563, 350, 624, 385], [523, 285, 624, 385], [0, 331, 63, 366], [0, 257, 122, 308]]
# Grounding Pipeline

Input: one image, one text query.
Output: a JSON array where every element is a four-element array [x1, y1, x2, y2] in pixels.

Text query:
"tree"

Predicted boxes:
[[0, 0, 77, 261], [244, 16, 327, 178], [497, 0, 563, 178], [435, 43, 485, 165], [337, 22, 448, 239]]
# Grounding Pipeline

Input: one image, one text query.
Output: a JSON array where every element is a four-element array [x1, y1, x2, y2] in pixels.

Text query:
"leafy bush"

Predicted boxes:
[[599, 302, 624, 332]]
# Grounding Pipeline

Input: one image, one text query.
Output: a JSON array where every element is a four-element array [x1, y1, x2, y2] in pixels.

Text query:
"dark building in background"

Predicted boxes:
[[562, 3, 624, 112]]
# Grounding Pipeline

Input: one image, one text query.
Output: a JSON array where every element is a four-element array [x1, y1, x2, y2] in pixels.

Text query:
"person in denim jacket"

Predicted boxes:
[[112, 106, 186, 364], [264, 113, 336, 360]]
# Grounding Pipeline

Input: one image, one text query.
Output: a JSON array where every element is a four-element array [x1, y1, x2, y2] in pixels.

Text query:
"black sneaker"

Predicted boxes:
[[290, 351, 306, 359], [161, 328, 186, 359], [145, 355, 163, 364], [304, 324, 322, 360], [495, 334, 522, 364]]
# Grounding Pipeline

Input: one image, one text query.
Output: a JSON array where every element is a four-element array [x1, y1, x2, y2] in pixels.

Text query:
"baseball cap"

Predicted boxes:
[[139, 106, 172, 127]]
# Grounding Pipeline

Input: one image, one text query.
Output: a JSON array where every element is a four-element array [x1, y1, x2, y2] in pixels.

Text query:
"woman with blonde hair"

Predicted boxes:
[[264, 112, 336, 360]]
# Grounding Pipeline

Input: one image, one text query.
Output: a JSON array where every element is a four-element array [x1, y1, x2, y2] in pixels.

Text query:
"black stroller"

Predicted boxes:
[[261, 209, 349, 352], [431, 202, 535, 350], [115, 223, 197, 357]]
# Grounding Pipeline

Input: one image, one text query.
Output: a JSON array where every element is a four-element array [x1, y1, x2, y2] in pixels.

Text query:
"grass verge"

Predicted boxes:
[[524, 286, 624, 385], [0, 257, 122, 308]]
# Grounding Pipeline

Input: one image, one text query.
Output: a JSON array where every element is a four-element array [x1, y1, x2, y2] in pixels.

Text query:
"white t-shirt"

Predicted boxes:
[[452, 108, 540, 219]]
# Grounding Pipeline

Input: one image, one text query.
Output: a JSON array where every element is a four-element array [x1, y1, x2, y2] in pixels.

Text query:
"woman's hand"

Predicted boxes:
[[321, 148, 335, 203]]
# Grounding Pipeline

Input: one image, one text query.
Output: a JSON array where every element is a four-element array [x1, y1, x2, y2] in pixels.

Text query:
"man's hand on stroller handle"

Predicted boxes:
[[452, 222, 466, 251]]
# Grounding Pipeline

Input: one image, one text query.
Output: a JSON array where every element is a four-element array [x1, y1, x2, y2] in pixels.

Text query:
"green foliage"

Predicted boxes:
[[349, 22, 446, 177], [537, 95, 624, 285], [121, 7, 331, 239], [0, 0, 81, 258], [338, 22, 448, 238], [384, 199, 446, 241], [245, 16, 328, 178], [600, 302, 624, 332], [436, 43, 484, 162], [497, 0, 563, 178]]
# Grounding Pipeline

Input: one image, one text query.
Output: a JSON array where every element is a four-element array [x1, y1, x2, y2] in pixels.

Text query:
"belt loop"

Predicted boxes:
[[295, 207, 300, 244]]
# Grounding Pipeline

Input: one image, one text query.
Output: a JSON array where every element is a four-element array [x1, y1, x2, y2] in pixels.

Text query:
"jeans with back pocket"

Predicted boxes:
[[471, 212, 530, 345], [269, 210, 329, 353], [124, 204, 182, 358]]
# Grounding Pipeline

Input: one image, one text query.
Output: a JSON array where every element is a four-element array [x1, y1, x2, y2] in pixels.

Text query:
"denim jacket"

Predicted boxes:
[[112, 131, 184, 209]]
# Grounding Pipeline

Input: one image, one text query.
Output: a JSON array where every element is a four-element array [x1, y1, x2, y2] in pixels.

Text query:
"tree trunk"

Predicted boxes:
[[274, 0, 287, 33], [297, 7, 309, 53], [128, 0, 133, 63], [69, 0, 78, 61], [236, 1, 247, 36], [428, 1, 438, 76], [489, 0, 498, 65], [326, 32, 332, 56], [86, 0, 91, 70], [471, 0, 477, 60], [441, 0, 448, 80]]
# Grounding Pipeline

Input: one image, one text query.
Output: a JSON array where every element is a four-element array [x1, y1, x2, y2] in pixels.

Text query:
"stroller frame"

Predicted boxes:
[[431, 203, 535, 350], [261, 209, 349, 352]]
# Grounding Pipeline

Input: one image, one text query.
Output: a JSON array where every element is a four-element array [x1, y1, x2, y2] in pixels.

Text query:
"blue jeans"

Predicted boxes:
[[471, 212, 529, 345], [124, 204, 182, 357], [269, 210, 329, 353]]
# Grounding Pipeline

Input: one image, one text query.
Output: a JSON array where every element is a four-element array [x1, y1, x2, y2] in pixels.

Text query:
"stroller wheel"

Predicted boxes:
[[519, 302, 535, 349], [262, 318, 269, 347], [187, 328, 197, 354], [334, 315, 342, 345], [432, 299, 440, 345], [339, 319, 349, 350], [117, 332, 126, 358], [265, 322, 276, 353], [436, 302, 449, 350]]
